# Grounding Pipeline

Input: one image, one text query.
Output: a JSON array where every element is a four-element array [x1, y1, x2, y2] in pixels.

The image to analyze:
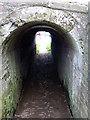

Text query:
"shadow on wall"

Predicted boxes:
[[2, 20, 81, 118]]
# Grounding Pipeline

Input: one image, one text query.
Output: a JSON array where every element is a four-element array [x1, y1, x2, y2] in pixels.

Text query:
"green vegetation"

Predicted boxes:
[[8, 8, 14, 11], [36, 44, 40, 53], [36, 43, 51, 53], [46, 43, 51, 51]]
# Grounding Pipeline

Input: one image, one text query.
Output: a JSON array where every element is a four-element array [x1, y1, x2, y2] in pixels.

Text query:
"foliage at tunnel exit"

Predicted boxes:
[[46, 43, 51, 51], [36, 44, 40, 53], [36, 43, 51, 53]]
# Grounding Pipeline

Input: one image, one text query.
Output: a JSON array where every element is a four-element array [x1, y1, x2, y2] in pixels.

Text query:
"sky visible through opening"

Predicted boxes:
[[35, 31, 52, 54]]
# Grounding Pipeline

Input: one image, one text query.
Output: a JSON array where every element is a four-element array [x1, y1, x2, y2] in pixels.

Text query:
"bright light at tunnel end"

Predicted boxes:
[[35, 31, 52, 54]]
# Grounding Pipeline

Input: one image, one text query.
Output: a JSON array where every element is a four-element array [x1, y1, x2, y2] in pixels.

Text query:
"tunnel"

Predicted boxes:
[[2, 21, 78, 118]]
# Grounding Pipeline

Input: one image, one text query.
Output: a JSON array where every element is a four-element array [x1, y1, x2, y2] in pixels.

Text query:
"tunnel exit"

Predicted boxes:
[[35, 31, 51, 54]]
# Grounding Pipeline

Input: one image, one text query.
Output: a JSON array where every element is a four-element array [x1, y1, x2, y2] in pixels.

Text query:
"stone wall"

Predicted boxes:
[[1, 41, 22, 118], [52, 32, 88, 118], [0, 1, 88, 119], [1, 25, 36, 118]]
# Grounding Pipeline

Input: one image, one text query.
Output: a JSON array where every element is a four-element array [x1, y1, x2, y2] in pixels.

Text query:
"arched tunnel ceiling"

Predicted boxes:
[[3, 21, 77, 52]]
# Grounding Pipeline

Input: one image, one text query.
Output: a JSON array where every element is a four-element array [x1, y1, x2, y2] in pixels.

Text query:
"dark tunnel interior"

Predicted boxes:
[[12, 24, 75, 83], [3, 21, 77, 118]]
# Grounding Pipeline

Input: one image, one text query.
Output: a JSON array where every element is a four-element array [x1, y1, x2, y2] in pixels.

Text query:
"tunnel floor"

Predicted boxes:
[[15, 52, 71, 118]]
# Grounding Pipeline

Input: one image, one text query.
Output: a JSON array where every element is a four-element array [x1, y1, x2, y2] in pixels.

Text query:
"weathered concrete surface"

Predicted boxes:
[[88, 2, 90, 119], [0, 1, 88, 119]]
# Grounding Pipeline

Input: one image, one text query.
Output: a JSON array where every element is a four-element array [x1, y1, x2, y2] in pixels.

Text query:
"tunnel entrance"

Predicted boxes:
[[2, 21, 78, 118]]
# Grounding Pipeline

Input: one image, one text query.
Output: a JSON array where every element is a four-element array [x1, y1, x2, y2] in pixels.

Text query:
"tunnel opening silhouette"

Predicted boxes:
[[3, 21, 77, 118]]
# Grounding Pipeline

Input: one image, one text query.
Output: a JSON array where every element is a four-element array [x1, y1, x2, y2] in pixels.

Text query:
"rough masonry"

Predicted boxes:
[[0, 0, 88, 119]]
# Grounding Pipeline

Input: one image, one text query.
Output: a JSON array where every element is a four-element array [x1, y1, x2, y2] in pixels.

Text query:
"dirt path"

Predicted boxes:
[[15, 53, 71, 118]]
